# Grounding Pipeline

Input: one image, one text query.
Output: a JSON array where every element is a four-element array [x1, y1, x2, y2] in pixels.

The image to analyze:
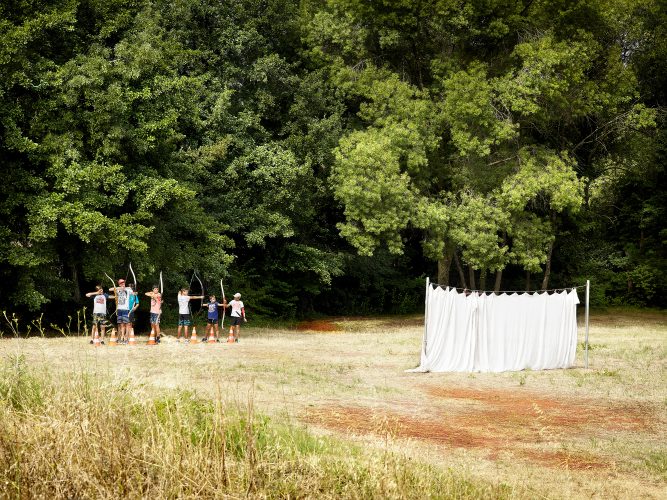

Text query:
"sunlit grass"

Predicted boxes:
[[0, 309, 665, 498], [0, 355, 510, 499]]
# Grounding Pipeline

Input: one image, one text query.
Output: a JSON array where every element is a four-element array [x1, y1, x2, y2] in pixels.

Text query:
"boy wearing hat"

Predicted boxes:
[[224, 292, 247, 342], [109, 278, 133, 343]]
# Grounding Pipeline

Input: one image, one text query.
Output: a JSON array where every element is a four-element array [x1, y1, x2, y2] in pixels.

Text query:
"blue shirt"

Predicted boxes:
[[207, 301, 220, 320], [128, 292, 139, 310]]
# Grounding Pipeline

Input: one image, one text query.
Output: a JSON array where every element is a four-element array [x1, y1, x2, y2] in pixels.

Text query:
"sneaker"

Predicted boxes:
[[101, 341, 105, 345], [89, 340, 94, 344], [235, 338, 239, 343]]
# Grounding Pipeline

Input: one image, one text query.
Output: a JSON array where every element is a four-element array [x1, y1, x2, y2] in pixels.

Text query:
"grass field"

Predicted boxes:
[[1, 309, 665, 498]]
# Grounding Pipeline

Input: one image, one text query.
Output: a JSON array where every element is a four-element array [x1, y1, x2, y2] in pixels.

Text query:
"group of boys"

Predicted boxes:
[[86, 279, 247, 345]]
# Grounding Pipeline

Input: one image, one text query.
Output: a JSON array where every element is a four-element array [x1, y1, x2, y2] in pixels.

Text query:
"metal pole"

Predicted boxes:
[[585, 279, 590, 369], [423, 277, 430, 357]]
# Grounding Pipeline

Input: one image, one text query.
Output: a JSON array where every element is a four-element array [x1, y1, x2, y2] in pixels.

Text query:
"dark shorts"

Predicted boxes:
[[92, 313, 107, 326], [231, 316, 243, 326], [207, 318, 218, 325], [150, 313, 161, 324], [117, 310, 130, 324], [178, 314, 192, 326]]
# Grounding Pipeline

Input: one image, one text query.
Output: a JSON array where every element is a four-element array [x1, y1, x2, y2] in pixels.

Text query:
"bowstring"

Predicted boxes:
[[188, 271, 196, 319], [194, 270, 204, 325], [104, 272, 118, 323]]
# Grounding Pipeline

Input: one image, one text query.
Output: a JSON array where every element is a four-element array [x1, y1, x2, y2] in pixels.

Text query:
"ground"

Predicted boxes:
[[1, 309, 665, 499]]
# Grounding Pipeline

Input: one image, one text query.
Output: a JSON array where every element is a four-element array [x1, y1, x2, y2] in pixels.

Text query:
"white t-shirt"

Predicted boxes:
[[178, 294, 191, 315], [93, 293, 108, 314], [116, 287, 132, 311], [230, 299, 244, 317]]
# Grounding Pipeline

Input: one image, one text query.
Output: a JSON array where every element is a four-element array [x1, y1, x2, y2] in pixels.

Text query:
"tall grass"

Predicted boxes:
[[0, 356, 511, 499]]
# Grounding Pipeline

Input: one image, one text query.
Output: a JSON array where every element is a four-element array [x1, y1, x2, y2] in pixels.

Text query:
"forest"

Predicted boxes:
[[1, 0, 665, 320]]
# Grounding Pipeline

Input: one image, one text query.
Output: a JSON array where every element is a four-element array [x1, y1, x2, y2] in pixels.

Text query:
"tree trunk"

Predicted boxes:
[[71, 263, 81, 302], [541, 211, 557, 291], [541, 238, 554, 290], [479, 269, 487, 291], [525, 270, 531, 292], [468, 266, 476, 290], [494, 269, 502, 293], [453, 251, 467, 288], [437, 243, 455, 285]]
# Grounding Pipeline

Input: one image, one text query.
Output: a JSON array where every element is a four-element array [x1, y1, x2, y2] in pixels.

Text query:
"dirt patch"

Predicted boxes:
[[519, 449, 611, 471], [303, 386, 657, 470], [303, 406, 505, 449], [295, 315, 422, 332], [296, 320, 341, 332], [423, 386, 653, 433]]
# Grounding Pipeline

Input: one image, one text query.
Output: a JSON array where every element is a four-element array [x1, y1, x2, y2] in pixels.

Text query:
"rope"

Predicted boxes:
[[429, 281, 586, 294]]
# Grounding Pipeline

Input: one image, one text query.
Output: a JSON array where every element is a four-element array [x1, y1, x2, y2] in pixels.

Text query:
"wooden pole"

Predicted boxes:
[[585, 279, 590, 369], [423, 277, 430, 357]]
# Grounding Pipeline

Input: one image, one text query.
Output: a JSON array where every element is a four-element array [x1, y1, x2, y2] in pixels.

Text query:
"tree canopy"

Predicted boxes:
[[1, 0, 665, 319]]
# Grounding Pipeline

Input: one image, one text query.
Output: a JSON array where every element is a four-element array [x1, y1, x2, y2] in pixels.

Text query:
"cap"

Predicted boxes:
[[118, 279, 125, 284], [233, 293, 241, 298]]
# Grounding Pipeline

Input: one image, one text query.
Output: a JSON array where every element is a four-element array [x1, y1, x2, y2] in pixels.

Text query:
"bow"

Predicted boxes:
[[159, 271, 164, 295], [189, 270, 205, 318], [220, 279, 226, 328], [104, 272, 118, 318], [194, 270, 204, 310], [129, 262, 138, 289]]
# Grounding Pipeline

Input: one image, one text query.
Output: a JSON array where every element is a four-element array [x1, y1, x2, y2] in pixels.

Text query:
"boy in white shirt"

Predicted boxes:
[[177, 286, 204, 342], [86, 285, 114, 344], [107, 278, 134, 344], [224, 292, 247, 342]]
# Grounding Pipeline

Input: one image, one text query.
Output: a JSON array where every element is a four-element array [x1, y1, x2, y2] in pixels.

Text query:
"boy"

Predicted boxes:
[[127, 283, 140, 341], [145, 284, 162, 343], [203, 294, 227, 341], [224, 292, 247, 342], [177, 286, 205, 342], [109, 278, 133, 343], [85, 285, 114, 344]]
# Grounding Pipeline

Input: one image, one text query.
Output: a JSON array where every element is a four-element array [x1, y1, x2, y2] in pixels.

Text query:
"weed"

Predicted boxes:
[[0, 361, 508, 499], [643, 450, 667, 478]]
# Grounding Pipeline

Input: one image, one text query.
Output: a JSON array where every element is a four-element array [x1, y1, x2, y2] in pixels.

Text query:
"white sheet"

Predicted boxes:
[[411, 286, 579, 373]]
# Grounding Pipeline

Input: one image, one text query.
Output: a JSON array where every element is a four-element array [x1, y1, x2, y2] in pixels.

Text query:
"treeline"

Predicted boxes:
[[1, 0, 665, 320]]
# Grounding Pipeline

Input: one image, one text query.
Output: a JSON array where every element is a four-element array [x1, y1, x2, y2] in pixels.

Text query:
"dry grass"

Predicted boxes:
[[0, 355, 511, 499], [0, 309, 665, 498]]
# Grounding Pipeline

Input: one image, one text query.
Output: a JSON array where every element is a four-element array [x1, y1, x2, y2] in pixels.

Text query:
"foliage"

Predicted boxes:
[[0, 0, 665, 317]]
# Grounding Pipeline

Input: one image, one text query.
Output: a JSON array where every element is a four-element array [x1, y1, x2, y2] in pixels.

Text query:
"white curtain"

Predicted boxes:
[[411, 285, 579, 373]]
